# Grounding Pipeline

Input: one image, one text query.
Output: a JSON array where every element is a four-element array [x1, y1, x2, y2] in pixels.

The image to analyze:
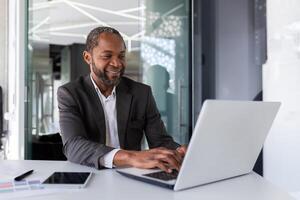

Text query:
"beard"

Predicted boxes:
[[91, 61, 125, 87]]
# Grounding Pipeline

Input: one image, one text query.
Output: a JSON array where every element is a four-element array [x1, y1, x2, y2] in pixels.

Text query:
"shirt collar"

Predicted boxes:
[[90, 74, 116, 97]]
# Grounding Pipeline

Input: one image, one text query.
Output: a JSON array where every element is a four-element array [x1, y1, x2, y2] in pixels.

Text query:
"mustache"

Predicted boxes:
[[105, 67, 125, 75]]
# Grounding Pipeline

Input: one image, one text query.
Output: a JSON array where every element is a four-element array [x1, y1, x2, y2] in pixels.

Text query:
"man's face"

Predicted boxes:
[[84, 32, 126, 87]]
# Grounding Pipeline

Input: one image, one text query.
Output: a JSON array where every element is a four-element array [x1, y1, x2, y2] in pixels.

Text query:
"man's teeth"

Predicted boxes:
[[107, 70, 120, 74]]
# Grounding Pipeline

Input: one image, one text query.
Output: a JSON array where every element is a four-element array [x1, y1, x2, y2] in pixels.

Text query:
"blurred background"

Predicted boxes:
[[1, 0, 300, 198]]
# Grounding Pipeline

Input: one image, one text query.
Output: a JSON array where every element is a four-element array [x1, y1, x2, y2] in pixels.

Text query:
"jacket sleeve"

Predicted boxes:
[[57, 86, 114, 169], [144, 87, 181, 150]]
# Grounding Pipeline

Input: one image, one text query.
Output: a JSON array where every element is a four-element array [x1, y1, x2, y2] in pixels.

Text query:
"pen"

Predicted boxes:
[[14, 169, 34, 181]]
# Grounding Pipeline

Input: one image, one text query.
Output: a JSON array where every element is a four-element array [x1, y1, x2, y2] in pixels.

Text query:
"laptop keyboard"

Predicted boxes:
[[143, 170, 178, 181]]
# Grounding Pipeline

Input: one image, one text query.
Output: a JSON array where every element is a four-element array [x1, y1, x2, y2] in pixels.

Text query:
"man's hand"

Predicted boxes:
[[113, 147, 184, 173], [176, 145, 187, 157]]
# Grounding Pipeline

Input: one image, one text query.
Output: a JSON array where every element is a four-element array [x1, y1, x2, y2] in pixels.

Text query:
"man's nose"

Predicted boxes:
[[109, 57, 123, 67]]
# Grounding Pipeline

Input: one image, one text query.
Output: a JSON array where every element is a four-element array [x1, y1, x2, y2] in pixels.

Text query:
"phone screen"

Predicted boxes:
[[43, 172, 91, 184]]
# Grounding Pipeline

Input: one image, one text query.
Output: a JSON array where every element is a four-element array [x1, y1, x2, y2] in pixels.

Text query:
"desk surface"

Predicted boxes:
[[0, 160, 295, 200]]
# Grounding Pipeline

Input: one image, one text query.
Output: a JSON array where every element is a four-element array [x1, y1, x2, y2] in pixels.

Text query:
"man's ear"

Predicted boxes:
[[83, 50, 92, 65]]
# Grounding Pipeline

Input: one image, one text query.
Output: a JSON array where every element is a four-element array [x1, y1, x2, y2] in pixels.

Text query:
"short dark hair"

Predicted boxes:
[[85, 26, 126, 52]]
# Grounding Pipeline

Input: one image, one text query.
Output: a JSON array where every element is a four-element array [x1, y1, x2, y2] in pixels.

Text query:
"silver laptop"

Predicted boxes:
[[117, 100, 280, 191]]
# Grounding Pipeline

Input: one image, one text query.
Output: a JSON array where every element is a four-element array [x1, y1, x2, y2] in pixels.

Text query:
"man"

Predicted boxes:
[[57, 26, 187, 173]]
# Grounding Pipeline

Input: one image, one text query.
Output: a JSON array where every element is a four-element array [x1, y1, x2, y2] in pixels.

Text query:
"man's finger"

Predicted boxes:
[[154, 154, 180, 171], [156, 149, 183, 164], [153, 160, 170, 173], [177, 145, 187, 156]]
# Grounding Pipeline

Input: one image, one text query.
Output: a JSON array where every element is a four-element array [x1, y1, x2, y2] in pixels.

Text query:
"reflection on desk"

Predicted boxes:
[[0, 160, 295, 200]]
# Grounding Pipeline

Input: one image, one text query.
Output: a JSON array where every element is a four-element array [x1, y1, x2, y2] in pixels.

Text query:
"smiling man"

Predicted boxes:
[[57, 27, 186, 172]]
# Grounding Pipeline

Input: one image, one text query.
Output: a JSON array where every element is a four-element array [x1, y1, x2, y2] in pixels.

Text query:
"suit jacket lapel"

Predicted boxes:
[[84, 75, 106, 144], [116, 78, 132, 149]]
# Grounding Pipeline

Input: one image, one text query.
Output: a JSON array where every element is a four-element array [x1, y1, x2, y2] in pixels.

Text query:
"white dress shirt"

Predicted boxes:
[[90, 75, 120, 168]]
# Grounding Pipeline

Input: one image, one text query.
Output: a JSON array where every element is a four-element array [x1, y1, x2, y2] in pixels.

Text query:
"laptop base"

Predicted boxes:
[[117, 171, 175, 190]]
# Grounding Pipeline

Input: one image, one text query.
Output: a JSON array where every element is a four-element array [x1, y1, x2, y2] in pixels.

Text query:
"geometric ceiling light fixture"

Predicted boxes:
[[28, 0, 185, 47], [29, 0, 145, 45]]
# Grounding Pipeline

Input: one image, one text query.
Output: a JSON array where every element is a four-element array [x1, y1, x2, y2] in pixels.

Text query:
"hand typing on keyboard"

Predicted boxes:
[[113, 146, 186, 173]]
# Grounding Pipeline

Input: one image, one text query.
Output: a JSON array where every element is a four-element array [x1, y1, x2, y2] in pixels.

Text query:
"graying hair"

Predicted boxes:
[[85, 26, 126, 52]]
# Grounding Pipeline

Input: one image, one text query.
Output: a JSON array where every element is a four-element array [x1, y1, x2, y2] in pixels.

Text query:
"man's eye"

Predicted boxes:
[[119, 55, 125, 59], [102, 55, 111, 59]]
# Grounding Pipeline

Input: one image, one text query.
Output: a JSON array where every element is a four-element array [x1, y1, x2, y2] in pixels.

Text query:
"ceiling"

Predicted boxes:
[[29, 0, 144, 49]]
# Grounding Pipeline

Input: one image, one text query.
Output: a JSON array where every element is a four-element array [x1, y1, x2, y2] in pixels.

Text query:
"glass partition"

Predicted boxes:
[[26, 0, 191, 159]]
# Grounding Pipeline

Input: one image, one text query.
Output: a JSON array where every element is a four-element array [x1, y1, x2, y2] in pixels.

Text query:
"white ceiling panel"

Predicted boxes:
[[29, 0, 144, 46]]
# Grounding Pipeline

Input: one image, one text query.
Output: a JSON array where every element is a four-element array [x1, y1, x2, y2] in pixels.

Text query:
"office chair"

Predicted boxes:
[[32, 133, 67, 160]]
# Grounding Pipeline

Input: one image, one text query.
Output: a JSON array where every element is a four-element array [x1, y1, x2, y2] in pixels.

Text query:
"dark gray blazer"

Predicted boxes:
[[57, 75, 180, 169]]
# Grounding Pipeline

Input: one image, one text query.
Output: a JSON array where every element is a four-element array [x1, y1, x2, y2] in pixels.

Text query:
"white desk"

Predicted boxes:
[[0, 160, 295, 200]]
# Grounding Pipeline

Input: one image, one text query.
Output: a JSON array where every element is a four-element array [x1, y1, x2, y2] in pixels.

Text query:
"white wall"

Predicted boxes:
[[0, 0, 8, 160], [6, 0, 26, 160], [0, 1, 8, 114], [263, 0, 300, 198]]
